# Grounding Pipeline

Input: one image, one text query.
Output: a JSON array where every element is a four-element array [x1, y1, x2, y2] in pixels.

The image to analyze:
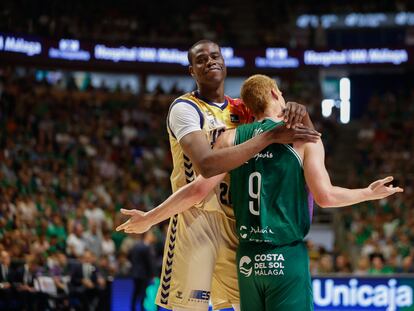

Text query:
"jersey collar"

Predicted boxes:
[[194, 90, 229, 111]]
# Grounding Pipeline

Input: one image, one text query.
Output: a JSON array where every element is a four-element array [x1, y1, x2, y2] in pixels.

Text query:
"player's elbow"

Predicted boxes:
[[197, 159, 218, 178], [314, 192, 334, 208]]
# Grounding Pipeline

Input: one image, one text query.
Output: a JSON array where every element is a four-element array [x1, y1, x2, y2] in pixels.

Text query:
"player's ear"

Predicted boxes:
[[189, 65, 195, 78], [271, 88, 279, 100]]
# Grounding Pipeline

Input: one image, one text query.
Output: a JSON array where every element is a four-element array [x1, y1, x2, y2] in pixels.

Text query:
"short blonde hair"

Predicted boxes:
[[241, 74, 278, 115]]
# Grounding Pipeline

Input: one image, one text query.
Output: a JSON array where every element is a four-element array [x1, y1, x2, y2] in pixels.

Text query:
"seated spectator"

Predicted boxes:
[[317, 254, 334, 274], [395, 256, 414, 274], [353, 256, 370, 276], [49, 252, 71, 309], [14, 254, 49, 311], [129, 230, 157, 311], [334, 254, 352, 274], [0, 250, 14, 311], [69, 250, 106, 311], [368, 253, 394, 275]]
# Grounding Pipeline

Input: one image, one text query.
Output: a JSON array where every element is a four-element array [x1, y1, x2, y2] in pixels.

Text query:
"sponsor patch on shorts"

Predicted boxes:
[[189, 290, 210, 302]]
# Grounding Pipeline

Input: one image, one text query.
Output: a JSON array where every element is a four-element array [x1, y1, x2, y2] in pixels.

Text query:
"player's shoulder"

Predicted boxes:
[[234, 120, 262, 145], [171, 92, 197, 106], [237, 119, 277, 137], [168, 92, 201, 117]]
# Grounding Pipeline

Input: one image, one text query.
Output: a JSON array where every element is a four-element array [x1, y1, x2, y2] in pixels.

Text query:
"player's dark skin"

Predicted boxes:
[[180, 41, 320, 178]]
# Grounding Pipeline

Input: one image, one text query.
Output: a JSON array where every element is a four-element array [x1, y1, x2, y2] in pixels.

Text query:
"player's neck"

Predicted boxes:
[[197, 83, 225, 103], [257, 103, 283, 122]]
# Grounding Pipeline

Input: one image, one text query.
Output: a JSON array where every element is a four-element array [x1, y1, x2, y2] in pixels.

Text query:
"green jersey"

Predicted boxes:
[[230, 118, 311, 246]]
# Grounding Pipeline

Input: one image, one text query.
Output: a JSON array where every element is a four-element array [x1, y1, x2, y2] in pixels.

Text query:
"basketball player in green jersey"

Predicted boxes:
[[117, 74, 403, 310]]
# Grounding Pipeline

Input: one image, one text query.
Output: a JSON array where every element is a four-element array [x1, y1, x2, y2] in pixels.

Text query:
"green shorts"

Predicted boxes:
[[237, 241, 313, 311]]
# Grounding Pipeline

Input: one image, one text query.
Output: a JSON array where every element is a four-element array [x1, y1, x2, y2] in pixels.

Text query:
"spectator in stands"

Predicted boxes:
[[396, 256, 414, 273], [115, 252, 132, 277], [0, 250, 14, 311], [318, 254, 334, 274], [70, 250, 106, 311], [334, 254, 352, 274], [368, 253, 394, 275], [83, 221, 103, 258], [66, 223, 87, 258], [0, 63, 412, 308], [31, 234, 50, 256], [97, 255, 115, 281], [49, 252, 71, 309], [46, 214, 67, 249], [101, 228, 116, 260], [14, 254, 49, 311], [84, 201, 106, 229], [353, 256, 370, 275], [128, 230, 157, 311]]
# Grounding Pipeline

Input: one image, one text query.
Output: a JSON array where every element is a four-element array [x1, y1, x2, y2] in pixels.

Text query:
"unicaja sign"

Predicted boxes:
[[313, 278, 413, 310]]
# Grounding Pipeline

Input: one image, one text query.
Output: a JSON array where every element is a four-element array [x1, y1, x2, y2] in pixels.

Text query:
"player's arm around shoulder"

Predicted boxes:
[[173, 129, 236, 202], [300, 139, 403, 208], [179, 128, 267, 178], [183, 129, 237, 200]]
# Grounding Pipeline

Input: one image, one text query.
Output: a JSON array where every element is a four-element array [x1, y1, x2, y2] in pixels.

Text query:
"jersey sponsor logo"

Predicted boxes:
[[240, 253, 286, 277], [176, 291, 183, 300], [230, 114, 240, 123], [239, 226, 275, 241], [255, 254, 285, 262], [239, 226, 248, 239], [206, 114, 225, 130], [313, 278, 413, 310], [253, 151, 274, 161], [189, 290, 210, 302], [250, 226, 275, 235], [239, 256, 253, 277]]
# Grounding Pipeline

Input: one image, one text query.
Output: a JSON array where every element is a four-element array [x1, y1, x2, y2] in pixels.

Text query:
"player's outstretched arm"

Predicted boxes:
[[303, 139, 403, 208], [116, 129, 237, 234], [116, 172, 225, 233], [181, 106, 320, 178]]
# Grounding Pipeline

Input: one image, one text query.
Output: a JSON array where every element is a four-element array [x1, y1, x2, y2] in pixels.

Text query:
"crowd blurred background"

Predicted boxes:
[[1, 0, 414, 47], [1, 0, 414, 310]]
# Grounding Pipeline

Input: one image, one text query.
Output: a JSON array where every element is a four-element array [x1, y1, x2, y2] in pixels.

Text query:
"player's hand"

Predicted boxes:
[[115, 209, 152, 234], [366, 176, 403, 200], [278, 102, 307, 129], [270, 124, 321, 144]]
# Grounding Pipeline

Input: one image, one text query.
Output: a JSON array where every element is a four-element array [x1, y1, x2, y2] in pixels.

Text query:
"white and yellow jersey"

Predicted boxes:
[[167, 91, 252, 218]]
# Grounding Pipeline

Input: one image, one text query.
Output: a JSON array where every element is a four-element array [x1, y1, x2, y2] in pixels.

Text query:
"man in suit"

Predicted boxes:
[[14, 254, 48, 311], [128, 230, 157, 311], [0, 250, 14, 310], [70, 250, 106, 311]]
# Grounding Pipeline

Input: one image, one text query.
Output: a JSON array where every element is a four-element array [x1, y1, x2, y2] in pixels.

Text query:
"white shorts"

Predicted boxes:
[[156, 208, 239, 310]]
